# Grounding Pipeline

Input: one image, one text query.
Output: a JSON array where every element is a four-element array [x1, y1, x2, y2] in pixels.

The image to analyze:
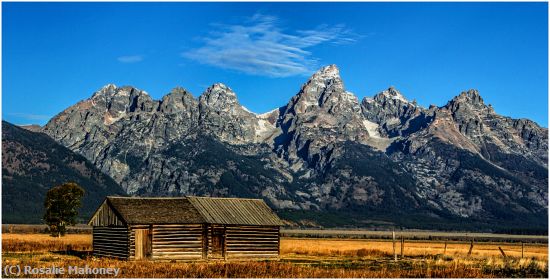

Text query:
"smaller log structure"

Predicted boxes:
[[88, 196, 283, 261]]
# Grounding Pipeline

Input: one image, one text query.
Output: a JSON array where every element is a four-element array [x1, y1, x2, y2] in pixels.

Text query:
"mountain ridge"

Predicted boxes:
[[2, 121, 127, 224], [19, 64, 548, 230]]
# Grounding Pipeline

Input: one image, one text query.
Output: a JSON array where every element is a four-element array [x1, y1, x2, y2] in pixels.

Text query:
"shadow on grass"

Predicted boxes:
[[51, 249, 92, 259]]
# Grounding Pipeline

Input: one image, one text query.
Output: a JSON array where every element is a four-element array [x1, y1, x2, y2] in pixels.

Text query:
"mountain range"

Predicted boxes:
[[4, 65, 548, 231], [2, 121, 126, 223]]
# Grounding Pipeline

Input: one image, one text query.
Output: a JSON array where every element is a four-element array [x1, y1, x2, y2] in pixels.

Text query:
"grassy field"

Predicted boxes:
[[282, 229, 549, 242], [2, 233, 548, 278]]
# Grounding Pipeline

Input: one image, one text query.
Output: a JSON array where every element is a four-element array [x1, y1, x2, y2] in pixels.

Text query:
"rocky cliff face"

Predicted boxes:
[[40, 65, 548, 230]]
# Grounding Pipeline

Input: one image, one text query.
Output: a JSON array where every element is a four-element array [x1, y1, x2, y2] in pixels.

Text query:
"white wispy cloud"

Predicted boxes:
[[7, 113, 51, 121], [182, 14, 359, 77], [117, 55, 143, 63]]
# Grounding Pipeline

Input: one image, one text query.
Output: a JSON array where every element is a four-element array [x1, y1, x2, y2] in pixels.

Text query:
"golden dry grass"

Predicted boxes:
[[3, 234, 91, 252], [2, 234, 548, 278], [281, 238, 548, 259]]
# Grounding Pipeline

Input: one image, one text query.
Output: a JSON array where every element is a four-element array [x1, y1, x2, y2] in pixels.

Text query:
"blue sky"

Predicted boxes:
[[3, 2, 548, 126]]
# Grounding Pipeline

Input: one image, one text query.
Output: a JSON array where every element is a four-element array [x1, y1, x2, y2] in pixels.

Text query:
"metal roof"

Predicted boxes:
[[187, 196, 284, 226]]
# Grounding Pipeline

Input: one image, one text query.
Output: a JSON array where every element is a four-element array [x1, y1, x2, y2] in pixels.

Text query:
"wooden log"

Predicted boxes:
[[153, 225, 202, 228], [227, 240, 279, 244], [94, 250, 128, 257], [225, 236, 279, 241], [152, 256, 202, 260], [153, 251, 203, 255], [93, 247, 128, 254], [153, 238, 202, 242], [227, 253, 279, 258], [226, 247, 279, 251], [93, 242, 128, 249], [93, 249, 128, 256], [152, 228, 203, 233], [94, 230, 128, 234], [93, 246, 128, 253], [152, 231, 203, 236], [153, 244, 203, 249], [153, 244, 202, 248], [227, 247, 279, 251], [153, 237, 202, 242]]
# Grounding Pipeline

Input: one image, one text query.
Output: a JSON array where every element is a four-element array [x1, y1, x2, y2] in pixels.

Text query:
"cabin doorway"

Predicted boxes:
[[135, 228, 152, 260], [211, 228, 225, 258]]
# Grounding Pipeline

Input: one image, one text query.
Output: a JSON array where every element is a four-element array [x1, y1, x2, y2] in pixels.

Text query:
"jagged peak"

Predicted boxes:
[[91, 84, 117, 98], [383, 86, 407, 102], [205, 83, 235, 95], [371, 86, 409, 103], [91, 84, 150, 99], [310, 64, 341, 81], [166, 86, 193, 96], [449, 89, 485, 107], [102, 83, 117, 90], [199, 83, 244, 111], [457, 89, 482, 100]]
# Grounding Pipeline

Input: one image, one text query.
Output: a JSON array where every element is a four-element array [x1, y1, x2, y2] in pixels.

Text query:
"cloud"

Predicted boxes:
[[7, 113, 51, 121], [182, 14, 359, 77], [117, 55, 143, 63]]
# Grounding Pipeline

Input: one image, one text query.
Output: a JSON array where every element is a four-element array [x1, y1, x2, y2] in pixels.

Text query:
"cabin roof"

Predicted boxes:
[[90, 196, 283, 226], [105, 197, 206, 224], [187, 196, 284, 226]]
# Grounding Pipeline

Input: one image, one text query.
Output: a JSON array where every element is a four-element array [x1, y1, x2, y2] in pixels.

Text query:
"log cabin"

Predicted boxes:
[[88, 196, 283, 261]]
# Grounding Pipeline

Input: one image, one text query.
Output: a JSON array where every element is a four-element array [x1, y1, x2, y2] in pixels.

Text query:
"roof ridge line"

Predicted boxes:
[[107, 196, 187, 199], [186, 196, 265, 201]]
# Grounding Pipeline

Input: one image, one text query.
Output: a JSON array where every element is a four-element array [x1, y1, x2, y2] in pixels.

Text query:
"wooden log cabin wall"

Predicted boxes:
[[88, 196, 283, 261]]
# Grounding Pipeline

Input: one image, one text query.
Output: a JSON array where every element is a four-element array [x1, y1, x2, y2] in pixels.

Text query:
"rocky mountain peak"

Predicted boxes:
[[311, 64, 340, 80], [449, 89, 485, 108], [159, 87, 197, 114], [168, 86, 191, 95], [84, 84, 156, 119], [286, 65, 351, 116], [196, 83, 257, 144], [361, 87, 427, 138], [206, 83, 236, 96], [373, 86, 410, 104], [199, 83, 239, 109], [91, 83, 117, 99]]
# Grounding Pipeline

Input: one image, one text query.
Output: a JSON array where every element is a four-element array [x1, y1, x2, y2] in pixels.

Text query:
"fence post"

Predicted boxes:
[[467, 240, 474, 256], [521, 242, 524, 258], [401, 236, 404, 259], [392, 230, 397, 261], [498, 247, 507, 258], [444, 240, 447, 255]]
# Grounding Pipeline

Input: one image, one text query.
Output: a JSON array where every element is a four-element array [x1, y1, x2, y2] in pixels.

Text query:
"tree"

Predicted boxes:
[[43, 182, 85, 237]]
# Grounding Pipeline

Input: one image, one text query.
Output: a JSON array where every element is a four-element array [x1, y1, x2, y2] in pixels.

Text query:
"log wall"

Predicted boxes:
[[92, 226, 129, 259], [95, 224, 280, 261], [151, 224, 204, 260], [224, 225, 280, 259]]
